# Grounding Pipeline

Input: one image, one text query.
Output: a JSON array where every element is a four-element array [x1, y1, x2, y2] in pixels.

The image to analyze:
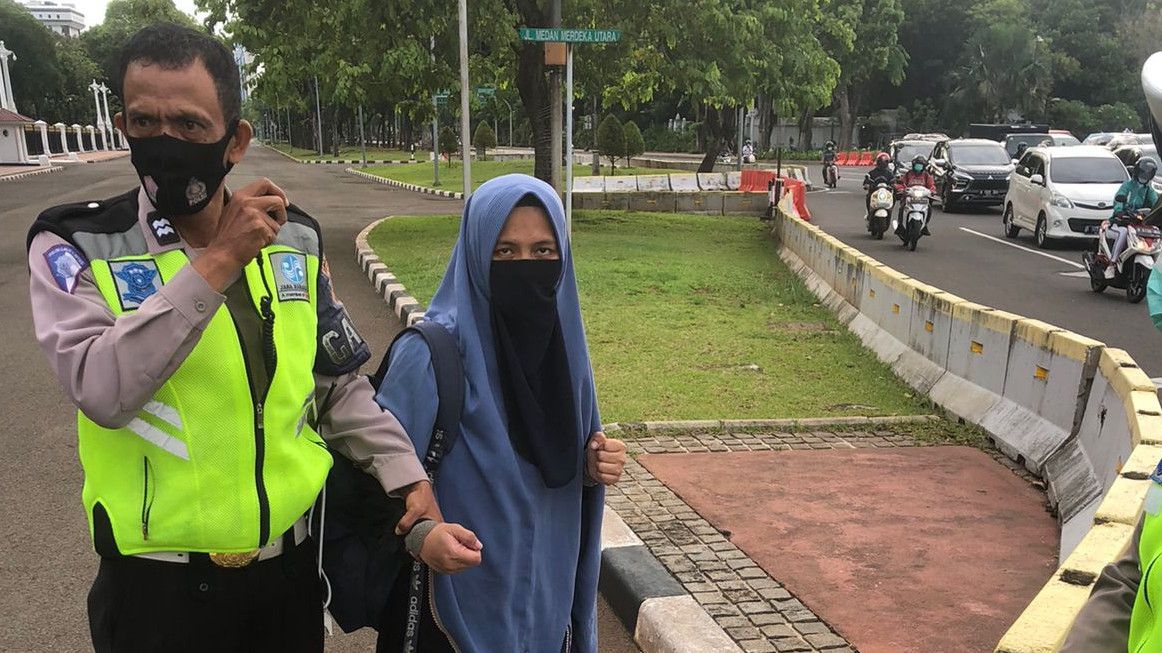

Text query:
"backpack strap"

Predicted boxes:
[[375, 321, 464, 477]]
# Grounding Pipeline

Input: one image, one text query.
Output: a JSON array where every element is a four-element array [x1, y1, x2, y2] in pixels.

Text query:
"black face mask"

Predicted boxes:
[[489, 259, 579, 488], [128, 124, 236, 217]]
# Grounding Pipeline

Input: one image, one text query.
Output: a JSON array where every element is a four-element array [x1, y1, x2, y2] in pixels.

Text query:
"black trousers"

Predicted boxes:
[[88, 536, 323, 653]]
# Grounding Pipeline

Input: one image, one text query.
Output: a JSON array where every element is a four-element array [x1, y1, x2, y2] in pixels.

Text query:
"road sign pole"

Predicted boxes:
[[431, 37, 440, 187], [358, 104, 367, 167], [458, 0, 472, 199], [565, 43, 574, 237]]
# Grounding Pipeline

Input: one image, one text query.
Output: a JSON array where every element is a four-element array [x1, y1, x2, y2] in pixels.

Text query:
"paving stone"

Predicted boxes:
[[739, 639, 776, 653], [760, 624, 799, 638], [739, 566, 769, 579], [685, 582, 717, 594], [738, 601, 774, 615], [774, 599, 807, 612], [694, 591, 729, 605], [715, 616, 751, 629], [705, 603, 741, 618], [792, 621, 830, 635], [675, 571, 706, 584], [722, 588, 760, 603], [746, 578, 781, 590], [772, 637, 812, 652], [759, 587, 792, 601], [785, 610, 818, 623], [706, 569, 738, 581], [726, 626, 762, 640], [750, 612, 787, 627], [805, 633, 850, 649]]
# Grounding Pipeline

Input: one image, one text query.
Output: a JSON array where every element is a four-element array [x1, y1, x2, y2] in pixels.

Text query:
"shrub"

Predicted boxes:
[[597, 115, 625, 173], [439, 126, 459, 162], [622, 121, 645, 166], [473, 122, 497, 160], [643, 123, 698, 153]]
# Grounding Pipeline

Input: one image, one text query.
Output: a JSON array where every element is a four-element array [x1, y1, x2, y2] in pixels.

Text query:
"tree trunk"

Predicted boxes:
[[797, 108, 815, 151], [697, 107, 732, 173], [756, 94, 773, 153], [835, 84, 854, 150], [515, 41, 552, 183]]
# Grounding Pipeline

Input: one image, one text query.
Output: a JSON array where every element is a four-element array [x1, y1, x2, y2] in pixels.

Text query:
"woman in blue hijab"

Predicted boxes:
[[376, 174, 627, 652]]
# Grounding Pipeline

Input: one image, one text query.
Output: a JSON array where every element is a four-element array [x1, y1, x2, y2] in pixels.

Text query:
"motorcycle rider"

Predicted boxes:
[[894, 155, 937, 236], [864, 152, 896, 225], [822, 141, 838, 184], [742, 139, 756, 164], [1104, 157, 1160, 277]]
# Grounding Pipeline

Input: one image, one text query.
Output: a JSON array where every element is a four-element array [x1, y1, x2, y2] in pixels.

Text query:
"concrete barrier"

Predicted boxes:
[[669, 173, 701, 192], [573, 176, 606, 193], [721, 192, 765, 214], [606, 176, 638, 193], [674, 192, 724, 214], [698, 173, 729, 191], [768, 204, 1162, 652], [636, 175, 673, 192], [629, 192, 678, 213], [726, 171, 742, 190]]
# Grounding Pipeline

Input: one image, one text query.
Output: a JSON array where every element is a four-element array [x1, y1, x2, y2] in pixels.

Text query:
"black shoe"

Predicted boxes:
[[922, 225, 931, 236]]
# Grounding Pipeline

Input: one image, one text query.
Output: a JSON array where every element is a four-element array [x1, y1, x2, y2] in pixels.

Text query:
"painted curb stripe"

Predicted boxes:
[[636, 596, 745, 653], [600, 506, 644, 550]]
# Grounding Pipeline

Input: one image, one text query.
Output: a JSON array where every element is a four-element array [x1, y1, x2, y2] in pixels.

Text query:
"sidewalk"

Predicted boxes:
[[607, 426, 1057, 653]]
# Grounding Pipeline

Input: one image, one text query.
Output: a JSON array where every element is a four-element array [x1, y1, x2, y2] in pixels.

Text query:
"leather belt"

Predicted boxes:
[[134, 516, 308, 567]]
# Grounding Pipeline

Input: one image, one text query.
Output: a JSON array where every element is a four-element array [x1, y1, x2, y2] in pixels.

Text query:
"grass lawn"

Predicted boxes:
[[266, 142, 415, 161], [367, 211, 930, 422], [362, 160, 689, 195]]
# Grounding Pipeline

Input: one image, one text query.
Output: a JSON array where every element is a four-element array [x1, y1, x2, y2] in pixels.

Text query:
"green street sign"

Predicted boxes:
[[434, 90, 450, 105], [517, 27, 621, 43], [475, 87, 496, 98]]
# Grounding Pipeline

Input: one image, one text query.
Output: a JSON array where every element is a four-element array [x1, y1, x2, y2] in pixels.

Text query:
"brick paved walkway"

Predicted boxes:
[[606, 426, 1052, 653]]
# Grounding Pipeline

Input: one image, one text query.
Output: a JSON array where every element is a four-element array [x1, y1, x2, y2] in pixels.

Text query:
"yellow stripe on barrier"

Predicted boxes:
[[1121, 444, 1162, 479], [1126, 392, 1162, 446], [952, 302, 1021, 335], [1094, 475, 1149, 526], [994, 579, 1092, 653], [1013, 318, 1061, 350], [1047, 330, 1105, 362], [1102, 349, 1157, 398], [1057, 521, 1135, 585]]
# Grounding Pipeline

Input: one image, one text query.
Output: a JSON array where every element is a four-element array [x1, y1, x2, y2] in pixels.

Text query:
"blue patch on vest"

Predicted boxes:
[[110, 260, 162, 311], [271, 252, 309, 302], [44, 243, 88, 294]]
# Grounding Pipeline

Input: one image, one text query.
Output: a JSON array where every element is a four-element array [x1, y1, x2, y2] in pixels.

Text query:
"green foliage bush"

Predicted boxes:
[[622, 120, 645, 164], [1047, 99, 1144, 137], [642, 124, 698, 153], [597, 115, 625, 172], [439, 126, 459, 161], [472, 121, 496, 160]]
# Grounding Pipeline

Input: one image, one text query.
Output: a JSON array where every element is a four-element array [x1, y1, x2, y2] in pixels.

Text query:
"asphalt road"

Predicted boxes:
[[805, 169, 1162, 378], [0, 146, 638, 652]]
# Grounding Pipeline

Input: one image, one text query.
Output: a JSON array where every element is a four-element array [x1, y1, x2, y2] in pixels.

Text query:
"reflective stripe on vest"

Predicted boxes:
[[79, 246, 332, 555]]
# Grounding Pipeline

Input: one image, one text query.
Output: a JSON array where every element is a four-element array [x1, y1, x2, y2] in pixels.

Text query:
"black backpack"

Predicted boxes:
[[316, 320, 464, 635]]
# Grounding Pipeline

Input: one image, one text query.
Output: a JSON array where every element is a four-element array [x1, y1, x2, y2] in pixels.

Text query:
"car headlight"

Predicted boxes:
[[1051, 193, 1074, 209]]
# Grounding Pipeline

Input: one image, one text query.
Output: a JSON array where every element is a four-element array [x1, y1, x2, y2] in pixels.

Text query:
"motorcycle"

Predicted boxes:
[[1081, 206, 1161, 303], [865, 181, 895, 240], [823, 160, 839, 189], [892, 185, 932, 251]]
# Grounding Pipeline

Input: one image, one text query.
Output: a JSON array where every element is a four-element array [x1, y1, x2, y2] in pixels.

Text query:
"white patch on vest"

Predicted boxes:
[[128, 418, 190, 460], [270, 252, 309, 302]]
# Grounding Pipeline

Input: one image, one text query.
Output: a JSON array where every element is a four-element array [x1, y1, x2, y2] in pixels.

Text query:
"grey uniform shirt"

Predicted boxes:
[[28, 187, 427, 499], [1059, 518, 1142, 652]]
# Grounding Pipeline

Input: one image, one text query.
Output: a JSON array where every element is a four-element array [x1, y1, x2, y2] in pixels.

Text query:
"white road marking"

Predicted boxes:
[[1058, 270, 1092, 278], [958, 227, 1085, 269], [1151, 377, 1162, 391]]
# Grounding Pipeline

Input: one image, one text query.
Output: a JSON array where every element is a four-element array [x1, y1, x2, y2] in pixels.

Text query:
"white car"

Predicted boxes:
[[1002, 146, 1130, 248]]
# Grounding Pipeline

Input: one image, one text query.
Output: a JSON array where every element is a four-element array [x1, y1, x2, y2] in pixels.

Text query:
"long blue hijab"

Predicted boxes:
[[376, 174, 605, 653]]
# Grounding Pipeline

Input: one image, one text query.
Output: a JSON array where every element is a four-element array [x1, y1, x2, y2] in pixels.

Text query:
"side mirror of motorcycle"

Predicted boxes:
[[1030, 174, 1045, 186]]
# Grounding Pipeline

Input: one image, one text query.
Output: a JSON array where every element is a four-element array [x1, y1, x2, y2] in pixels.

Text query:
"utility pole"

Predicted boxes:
[[357, 104, 367, 167], [458, 0, 472, 198], [591, 96, 600, 175], [431, 36, 440, 187], [549, 0, 562, 191]]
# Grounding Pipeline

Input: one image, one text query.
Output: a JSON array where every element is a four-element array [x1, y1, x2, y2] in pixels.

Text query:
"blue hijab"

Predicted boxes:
[[376, 174, 605, 653]]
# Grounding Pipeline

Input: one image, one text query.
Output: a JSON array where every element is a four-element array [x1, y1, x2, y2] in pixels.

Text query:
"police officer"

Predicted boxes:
[[26, 25, 481, 652]]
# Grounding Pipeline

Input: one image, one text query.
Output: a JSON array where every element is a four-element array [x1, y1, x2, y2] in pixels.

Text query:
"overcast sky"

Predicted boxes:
[[63, 0, 201, 27]]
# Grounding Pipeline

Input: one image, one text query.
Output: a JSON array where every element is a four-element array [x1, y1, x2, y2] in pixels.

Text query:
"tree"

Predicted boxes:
[[622, 120, 644, 167], [439, 125, 459, 162], [0, 0, 61, 117], [83, 0, 199, 86], [596, 114, 624, 173], [473, 121, 496, 160]]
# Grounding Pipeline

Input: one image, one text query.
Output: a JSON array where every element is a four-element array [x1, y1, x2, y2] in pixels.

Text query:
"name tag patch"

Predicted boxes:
[[110, 260, 162, 311], [44, 243, 87, 294], [271, 252, 309, 302]]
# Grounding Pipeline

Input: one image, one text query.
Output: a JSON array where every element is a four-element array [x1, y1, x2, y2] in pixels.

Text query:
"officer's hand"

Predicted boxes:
[[420, 523, 483, 574], [585, 431, 627, 486], [208, 178, 290, 268], [396, 480, 443, 536]]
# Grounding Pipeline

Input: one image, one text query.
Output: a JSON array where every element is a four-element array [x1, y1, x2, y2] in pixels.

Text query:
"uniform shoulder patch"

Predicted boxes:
[[110, 260, 163, 311], [271, 251, 309, 302], [43, 243, 88, 294]]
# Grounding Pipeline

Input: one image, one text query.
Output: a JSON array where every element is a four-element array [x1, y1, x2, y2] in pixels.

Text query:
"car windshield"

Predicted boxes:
[[951, 143, 1011, 165], [1053, 135, 1081, 146], [1048, 157, 1129, 184], [1004, 134, 1049, 156], [893, 142, 934, 163]]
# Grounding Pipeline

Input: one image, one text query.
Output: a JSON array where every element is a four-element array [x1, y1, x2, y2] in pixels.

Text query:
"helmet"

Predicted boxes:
[[875, 152, 891, 168], [1145, 52, 1161, 153], [911, 155, 928, 173], [825, 141, 836, 151], [1134, 157, 1158, 184]]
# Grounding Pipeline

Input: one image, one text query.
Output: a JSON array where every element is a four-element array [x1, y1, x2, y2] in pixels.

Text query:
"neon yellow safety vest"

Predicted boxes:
[[1130, 474, 1162, 652], [79, 245, 332, 555]]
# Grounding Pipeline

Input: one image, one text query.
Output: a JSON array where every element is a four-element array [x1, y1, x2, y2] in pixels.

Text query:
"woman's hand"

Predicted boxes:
[[421, 522, 484, 574], [585, 431, 627, 486]]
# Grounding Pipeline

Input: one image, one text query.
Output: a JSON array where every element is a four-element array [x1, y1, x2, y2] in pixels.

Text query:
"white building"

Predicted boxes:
[[233, 45, 255, 103], [18, 1, 85, 37]]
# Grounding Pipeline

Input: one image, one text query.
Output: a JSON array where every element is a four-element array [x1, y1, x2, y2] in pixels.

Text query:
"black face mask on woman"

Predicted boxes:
[[490, 259, 579, 488], [127, 122, 237, 217]]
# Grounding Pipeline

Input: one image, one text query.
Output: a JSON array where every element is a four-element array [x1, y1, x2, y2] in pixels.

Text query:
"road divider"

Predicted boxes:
[[770, 204, 1162, 653]]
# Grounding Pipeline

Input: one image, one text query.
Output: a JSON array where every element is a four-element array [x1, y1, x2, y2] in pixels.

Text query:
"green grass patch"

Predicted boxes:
[[267, 142, 415, 161], [362, 160, 689, 195], [367, 211, 930, 422]]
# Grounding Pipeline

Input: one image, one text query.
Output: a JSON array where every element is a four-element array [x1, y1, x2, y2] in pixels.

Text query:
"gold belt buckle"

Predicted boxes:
[[208, 550, 260, 568]]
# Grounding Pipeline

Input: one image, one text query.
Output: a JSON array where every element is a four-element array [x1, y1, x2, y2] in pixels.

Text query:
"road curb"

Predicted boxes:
[[347, 167, 464, 199], [355, 216, 743, 653], [259, 143, 417, 166], [0, 165, 63, 182]]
